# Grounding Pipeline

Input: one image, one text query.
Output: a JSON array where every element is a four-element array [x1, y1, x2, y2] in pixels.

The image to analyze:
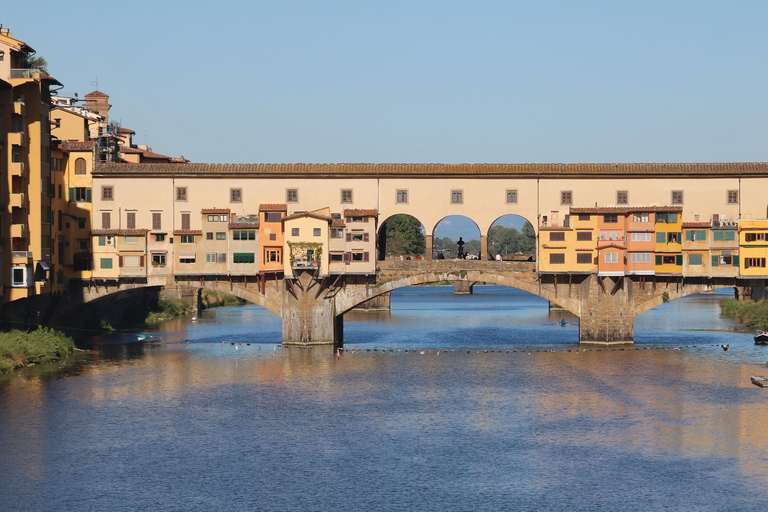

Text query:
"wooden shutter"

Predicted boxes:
[[118, 256, 124, 267], [655, 255, 662, 265], [363, 233, 369, 242], [676, 254, 682, 266], [86, 188, 92, 202], [733, 255, 739, 267], [346, 233, 352, 242], [363, 217, 369, 223], [346, 217, 352, 223], [712, 255, 719, 267], [139, 256, 145, 267], [363, 252, 369, 262], [68, 188, 75, 202], [343, 252, 351, 263]]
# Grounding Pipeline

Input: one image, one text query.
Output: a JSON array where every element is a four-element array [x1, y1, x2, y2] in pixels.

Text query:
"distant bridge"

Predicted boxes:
[[71, 259, 736, 345]]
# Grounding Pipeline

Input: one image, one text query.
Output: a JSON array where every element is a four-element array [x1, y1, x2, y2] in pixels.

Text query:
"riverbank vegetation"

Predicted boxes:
[[145, 299, 195, 324], [0, 327, 76, 372], [200, 290, 247, 308], [720, 298, 768, 330], [144, 292, 247, 325]]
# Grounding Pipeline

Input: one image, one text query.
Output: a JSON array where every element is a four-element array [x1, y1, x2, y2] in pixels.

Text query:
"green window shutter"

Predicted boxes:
[[733, 255, 739, 267], [685, 230, 694, 241], [725, 231, 735, 241], [655, 254, 662, 265], [714, 231, 723, 241], [712, 255, 719, 267], [656, 232, 666, 243], [68, 188, 75, 202], [698, 230, 707, 241], [86, 188, 92, 203], [98, 236, 106, 246], [676, 254, 683, 266]]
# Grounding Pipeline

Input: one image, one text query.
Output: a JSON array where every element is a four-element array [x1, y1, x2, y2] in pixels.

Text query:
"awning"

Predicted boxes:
[[179, 251, 196, 259], [36, 261, 50, 271]]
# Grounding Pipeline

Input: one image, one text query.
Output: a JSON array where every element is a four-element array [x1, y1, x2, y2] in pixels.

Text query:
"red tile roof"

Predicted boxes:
[[93, 162, 768, 177], [61, 140, 95, 152], [570, 206, 683, 214], [260, 203, 287, 212], [173, 230, 202, 235], [344, 208, 378, 217], [91, 229, 148, 236], [331, 219, 346, 227], [283, 211, 332, 222], [682, 222, 711, 228], [202, 208, 230, 214]]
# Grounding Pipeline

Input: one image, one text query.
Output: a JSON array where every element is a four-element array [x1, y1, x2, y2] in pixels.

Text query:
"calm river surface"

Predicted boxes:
[[1, 286, 767, 511]]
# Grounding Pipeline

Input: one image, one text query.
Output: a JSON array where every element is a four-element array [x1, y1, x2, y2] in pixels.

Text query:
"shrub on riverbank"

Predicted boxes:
[[720, 298, 768, 330], [0, 327, 76, 372], [145, 299, 194, 325], [200, 290, 247, 308]]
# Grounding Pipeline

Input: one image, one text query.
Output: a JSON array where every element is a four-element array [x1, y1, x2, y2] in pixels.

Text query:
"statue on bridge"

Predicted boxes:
[[457, 237, 465, 259]]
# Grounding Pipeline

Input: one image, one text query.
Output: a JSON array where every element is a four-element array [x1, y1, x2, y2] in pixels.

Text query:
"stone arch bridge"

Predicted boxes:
[[74, 259, 735, 346]]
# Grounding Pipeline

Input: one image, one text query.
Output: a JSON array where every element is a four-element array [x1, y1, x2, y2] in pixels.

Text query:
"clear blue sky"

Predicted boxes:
[[4, 0, 768, 165]]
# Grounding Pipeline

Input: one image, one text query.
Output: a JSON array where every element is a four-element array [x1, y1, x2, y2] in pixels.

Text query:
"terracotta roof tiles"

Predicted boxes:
[[61, 141, 95, 152], [201, 208, 230, 214], [91, 229, 148, 236], [283, 211, 332, 222], [93, 162, 768, 177], [344, 208, 378, 217], [570, 206, 683, 214], [259, 203, 287, 212]]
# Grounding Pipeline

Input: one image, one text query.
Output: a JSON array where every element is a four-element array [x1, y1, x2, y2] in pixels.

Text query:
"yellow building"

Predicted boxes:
[[682, 222, 711, 277], [710, 221, 739, 277], [0, 26, 62, 300], [738, 219, 768, 277], [283, 208, 331, 278], [654, 208, 683, 275], [538, 208, 597, 274]]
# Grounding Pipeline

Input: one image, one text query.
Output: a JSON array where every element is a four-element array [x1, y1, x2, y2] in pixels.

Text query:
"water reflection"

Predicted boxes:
[[2, 287, 767, 511]]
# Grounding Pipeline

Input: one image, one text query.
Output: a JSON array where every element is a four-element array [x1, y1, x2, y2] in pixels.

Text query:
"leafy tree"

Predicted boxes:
[[26, 56, 48, 74], [488, 221, 536, 255], [384, 215, 425, 255]]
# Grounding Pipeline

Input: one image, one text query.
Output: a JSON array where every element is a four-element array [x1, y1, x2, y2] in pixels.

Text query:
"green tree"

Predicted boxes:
[[385, 215, 425, 255], [26, 56, 48, 74]]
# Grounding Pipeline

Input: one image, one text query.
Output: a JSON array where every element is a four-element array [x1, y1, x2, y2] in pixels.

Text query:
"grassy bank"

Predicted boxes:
[[0, 327, 76, 372], [145, 299, 195, 324], [201, 290, 247, 308], [720, 298, 768, 330]]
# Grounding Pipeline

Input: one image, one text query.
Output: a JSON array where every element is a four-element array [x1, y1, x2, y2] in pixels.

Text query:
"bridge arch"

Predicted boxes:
[[81, 278, 283, 316], [377, 213, 428, 260], [432, 215, 482, 259], [631, 282, 735, 317], [487, 214, 537, 258], [336, 270, 579, 317]]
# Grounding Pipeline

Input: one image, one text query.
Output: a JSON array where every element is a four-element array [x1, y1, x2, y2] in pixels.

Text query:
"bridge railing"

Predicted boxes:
[[377, 259, 536, 273]]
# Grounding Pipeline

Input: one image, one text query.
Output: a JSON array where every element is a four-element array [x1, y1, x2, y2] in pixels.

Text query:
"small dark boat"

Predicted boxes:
[[751, 375, 768, 387], [755, 331, 768, 345]]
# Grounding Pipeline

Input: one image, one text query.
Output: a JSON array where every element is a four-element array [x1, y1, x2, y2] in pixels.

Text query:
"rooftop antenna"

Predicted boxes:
[[90, 77, 98, 91]]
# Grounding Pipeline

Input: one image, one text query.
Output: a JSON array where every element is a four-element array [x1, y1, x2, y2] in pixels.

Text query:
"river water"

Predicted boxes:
[[1, 286, 767, 511]]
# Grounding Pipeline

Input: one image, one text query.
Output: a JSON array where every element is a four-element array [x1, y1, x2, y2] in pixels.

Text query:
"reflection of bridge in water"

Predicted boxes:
[[66, 258, 735, 347]]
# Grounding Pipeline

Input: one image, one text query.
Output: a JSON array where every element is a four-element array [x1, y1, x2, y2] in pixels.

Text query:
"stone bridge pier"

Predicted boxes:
[[281, 270, 343, 345], [575, 275, 635, 344]]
